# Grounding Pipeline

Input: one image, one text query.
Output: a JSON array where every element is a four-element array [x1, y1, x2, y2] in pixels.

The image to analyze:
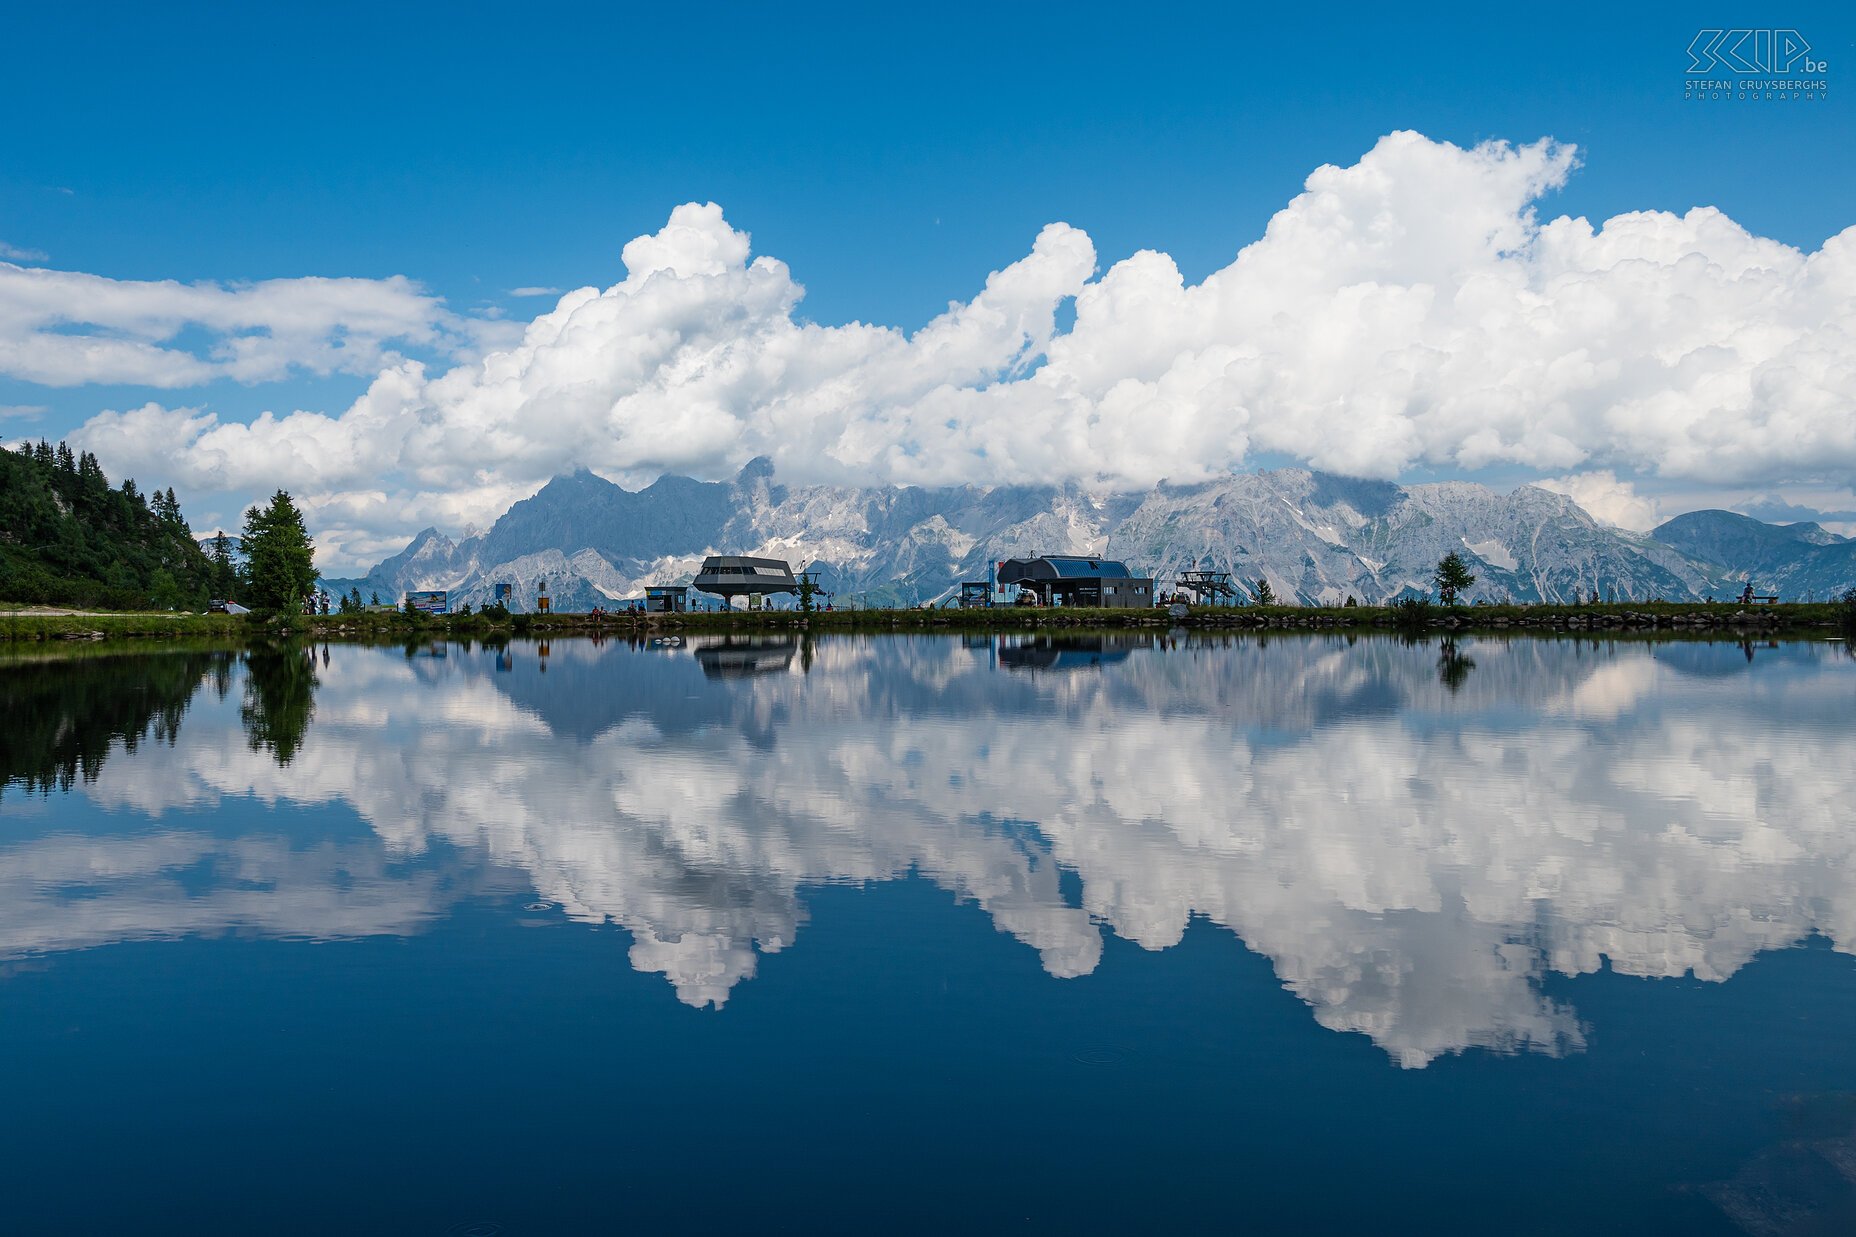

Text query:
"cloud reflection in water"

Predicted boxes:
[[4, 632, 1852, 1068]]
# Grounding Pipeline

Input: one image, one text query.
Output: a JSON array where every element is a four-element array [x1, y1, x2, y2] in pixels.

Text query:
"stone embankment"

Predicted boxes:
[[1, 602, 1842, 643], [1183, 607, 1797, 634]]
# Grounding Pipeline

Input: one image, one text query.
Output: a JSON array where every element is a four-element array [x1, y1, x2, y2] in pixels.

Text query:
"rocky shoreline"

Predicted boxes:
[[3, 600, 1846, 644]]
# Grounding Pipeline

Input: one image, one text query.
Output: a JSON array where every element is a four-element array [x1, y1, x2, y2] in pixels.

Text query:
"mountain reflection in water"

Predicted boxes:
[[3, 632, 1854, 1069]]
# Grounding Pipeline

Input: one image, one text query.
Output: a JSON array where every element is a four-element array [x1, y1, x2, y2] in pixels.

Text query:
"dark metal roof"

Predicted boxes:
[[697, 555, 795, 576], [997, 555, 1140, 583]]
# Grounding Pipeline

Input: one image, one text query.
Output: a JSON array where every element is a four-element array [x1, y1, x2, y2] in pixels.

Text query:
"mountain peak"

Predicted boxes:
[[1650, 508, 1850, 575], [530, 468, 621, 501], [735, 456, 775, 484]]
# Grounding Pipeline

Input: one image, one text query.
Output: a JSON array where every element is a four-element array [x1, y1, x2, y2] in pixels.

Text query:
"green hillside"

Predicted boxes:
[[0, 439, 232, 610]]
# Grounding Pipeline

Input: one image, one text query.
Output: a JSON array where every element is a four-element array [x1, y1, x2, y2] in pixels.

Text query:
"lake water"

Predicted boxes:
[[3, 632, 1855, 1234]]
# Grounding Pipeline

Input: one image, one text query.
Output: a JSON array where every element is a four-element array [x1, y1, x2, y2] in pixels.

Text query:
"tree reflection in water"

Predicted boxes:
[[239, 643, 319, 764], [1436, 638, 1476, 693], [0, 649, 230, 798], [1, 641, 327, 788]]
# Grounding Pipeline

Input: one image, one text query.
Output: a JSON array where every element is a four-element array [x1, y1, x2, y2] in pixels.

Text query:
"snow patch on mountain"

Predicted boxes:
[[1464, 538, 1519, 572]]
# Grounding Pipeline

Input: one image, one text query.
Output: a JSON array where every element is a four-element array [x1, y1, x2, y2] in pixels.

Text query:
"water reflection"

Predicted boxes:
[[0, 649, 229, 797], [4, 633, 1854, 1068], [695, 636, 799, 679], [1435, 637, 1476, 693], [0, 830, 455, 958], [997, 633, 1150, 672], [240, 643, 318, 763]]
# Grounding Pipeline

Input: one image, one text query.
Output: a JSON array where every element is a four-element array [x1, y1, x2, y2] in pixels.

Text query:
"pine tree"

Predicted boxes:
[[152, 487, 185, 527], [1253, 578, 1276, 606], [240, 491, 317, 616], [77, 451, 106, 491], [796, 572, 822, 614], [208, 532, 238, 601], [1433, 551, 1476, 606]]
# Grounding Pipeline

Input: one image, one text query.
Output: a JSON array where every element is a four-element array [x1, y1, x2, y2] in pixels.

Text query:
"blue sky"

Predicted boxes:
[[3, 1, 1853, 565]]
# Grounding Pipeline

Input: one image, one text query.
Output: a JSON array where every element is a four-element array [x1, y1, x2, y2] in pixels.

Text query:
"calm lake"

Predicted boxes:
[[3, 632, 1855, 1234]]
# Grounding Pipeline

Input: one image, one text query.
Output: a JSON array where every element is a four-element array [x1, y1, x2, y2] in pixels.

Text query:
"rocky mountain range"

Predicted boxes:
[[1649, 510, 1856, 602], [323, 460, 1855, 610]]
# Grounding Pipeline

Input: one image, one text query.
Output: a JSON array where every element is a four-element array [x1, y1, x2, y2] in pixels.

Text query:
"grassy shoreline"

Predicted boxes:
[[3, 599, 1847, 644], [0, 611, 246, 642]]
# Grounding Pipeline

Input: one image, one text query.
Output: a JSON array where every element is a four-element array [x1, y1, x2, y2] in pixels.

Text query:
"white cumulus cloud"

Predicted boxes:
[[1536, 470, 1664, 531], [58, 130, 1856, 565], [0, 263, 479, 386]]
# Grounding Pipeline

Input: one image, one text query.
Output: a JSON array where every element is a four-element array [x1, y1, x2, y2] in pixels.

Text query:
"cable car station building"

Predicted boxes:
[[692, 555, 799, 608], [996, 555, 1154, 608]]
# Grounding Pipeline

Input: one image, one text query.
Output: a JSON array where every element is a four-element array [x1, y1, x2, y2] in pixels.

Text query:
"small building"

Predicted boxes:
[[958, 580, 994, 608], [996, 555, 1154, 608], [693, 555, 798, 608], [644, 585, 689, 614]]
